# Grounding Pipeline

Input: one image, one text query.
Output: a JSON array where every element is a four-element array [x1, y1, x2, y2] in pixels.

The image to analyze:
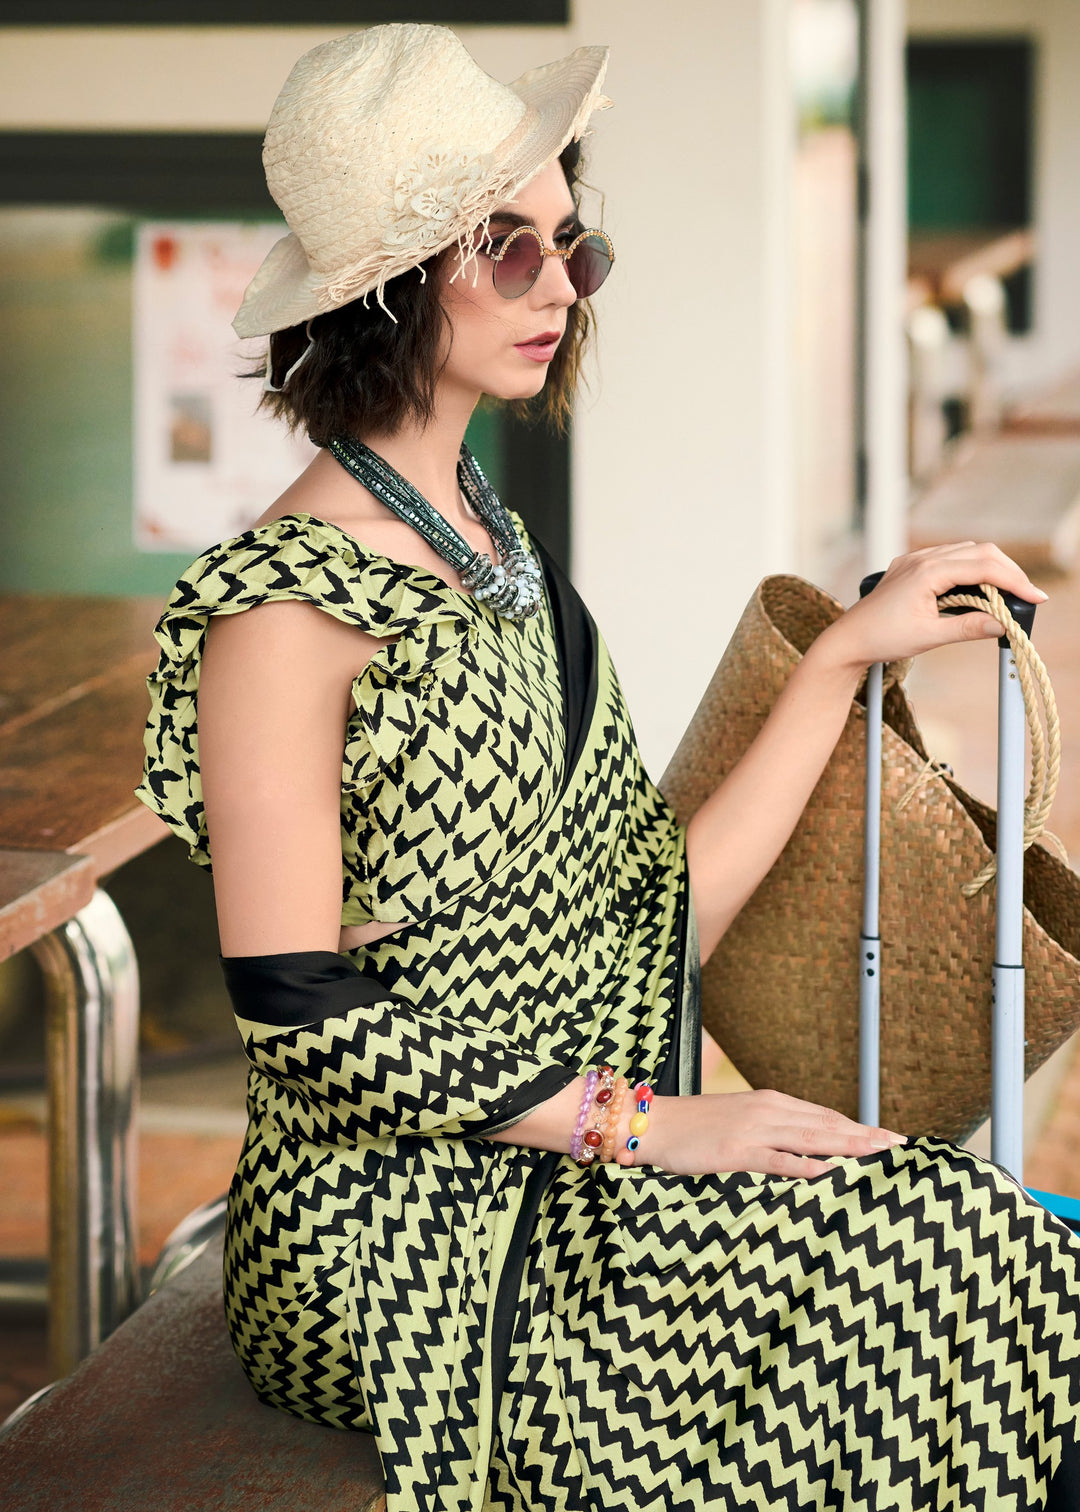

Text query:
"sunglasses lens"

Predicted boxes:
[[492, 232, 544, 299], [566, 235, 613, 297]]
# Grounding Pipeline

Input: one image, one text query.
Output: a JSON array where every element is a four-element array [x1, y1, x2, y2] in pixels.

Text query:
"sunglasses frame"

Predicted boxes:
[[482, 224, 616, 300]]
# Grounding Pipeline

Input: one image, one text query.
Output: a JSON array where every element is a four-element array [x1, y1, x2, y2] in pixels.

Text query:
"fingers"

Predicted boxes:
[[919, 541, 1047, 605], [747, 1150, 837, 1180], [947, 611, 1005, 644], [757, 1090, 905, 1145], [682, 1091, 912, 1180], [794, 1127, 906, 1158], [748, 1091, 907, 1164], [742, 1131, 904, 1180]]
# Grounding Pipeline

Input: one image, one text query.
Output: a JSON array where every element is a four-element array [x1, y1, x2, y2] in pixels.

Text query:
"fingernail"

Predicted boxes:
[[1035, 589, 1049, 601]]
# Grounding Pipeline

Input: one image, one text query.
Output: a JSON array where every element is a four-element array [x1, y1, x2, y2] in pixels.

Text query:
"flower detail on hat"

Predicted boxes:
[[377, 148, 494, 252]]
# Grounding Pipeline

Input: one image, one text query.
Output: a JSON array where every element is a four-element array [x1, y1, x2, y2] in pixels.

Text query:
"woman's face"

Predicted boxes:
[[435, 158, 580, 404]]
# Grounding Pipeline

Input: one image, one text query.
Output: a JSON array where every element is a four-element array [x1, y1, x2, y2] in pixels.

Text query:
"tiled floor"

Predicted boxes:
[[3, 554, 1080, 1429]]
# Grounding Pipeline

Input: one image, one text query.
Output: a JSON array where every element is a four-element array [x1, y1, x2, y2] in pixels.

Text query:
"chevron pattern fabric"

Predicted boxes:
[[492, 1136, 1080, 1509], [135, 512, 1080, 1511]]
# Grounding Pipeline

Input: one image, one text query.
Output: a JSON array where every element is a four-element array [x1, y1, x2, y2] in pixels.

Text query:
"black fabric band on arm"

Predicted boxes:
[[219, 949, 391, 1028]]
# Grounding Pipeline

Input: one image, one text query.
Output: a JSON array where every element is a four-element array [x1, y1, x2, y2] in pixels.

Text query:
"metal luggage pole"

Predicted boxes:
[[859, 660, 883, 1128], [858, 573, 1036, 1182], [992, 636, 1027, 1179]]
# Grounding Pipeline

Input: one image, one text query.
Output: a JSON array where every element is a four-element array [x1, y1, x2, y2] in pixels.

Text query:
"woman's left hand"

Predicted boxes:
[[816, 540, 1047, 674]]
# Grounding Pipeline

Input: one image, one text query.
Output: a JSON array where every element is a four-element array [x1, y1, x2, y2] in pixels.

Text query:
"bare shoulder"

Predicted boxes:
[[251, 445, 379, 538], [250, 445, 473, 598], [201, 606, 383, 719], [204, 450, 398, 684]]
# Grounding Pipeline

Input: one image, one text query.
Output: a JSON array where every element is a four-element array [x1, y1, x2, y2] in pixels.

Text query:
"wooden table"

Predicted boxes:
[[0, 593, 169, 1375]]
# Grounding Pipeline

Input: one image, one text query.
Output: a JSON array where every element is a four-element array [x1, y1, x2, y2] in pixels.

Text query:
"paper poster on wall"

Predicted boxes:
[[133, 221, 317, 552]]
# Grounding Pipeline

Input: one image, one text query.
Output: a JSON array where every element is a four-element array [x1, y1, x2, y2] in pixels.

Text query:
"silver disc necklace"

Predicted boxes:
[[327, 434, 544, 621]]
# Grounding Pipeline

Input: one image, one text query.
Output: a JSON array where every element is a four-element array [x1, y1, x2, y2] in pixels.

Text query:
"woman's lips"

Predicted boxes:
[[514, 333, 561, 362]]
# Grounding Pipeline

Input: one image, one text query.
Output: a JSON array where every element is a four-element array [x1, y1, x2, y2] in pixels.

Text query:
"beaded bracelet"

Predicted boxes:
[[600, 1077, 629, 1163], [575, 1064, 615, 1166], [617, 1081, 654, 1164], [569, 1070, 599, 1162]]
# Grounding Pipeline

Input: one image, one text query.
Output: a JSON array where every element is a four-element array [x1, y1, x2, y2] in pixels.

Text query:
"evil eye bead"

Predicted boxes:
[[626, 1136, 640, 1151], [636, 1099, 649, 1113]]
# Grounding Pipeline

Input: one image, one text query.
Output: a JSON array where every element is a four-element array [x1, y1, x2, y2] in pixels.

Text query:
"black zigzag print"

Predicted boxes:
[[137, 511, 1080, 1512]]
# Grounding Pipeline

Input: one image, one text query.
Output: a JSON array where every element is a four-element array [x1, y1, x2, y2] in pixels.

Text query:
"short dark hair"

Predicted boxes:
[[245, 139, 597, 445]]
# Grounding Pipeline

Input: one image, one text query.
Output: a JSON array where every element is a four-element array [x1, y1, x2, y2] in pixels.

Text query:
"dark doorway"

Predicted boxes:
[[906, 38, 1035, 331]]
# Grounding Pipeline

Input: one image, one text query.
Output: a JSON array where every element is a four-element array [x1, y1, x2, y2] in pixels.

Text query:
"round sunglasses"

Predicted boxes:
[[476, 225, 616, 300]]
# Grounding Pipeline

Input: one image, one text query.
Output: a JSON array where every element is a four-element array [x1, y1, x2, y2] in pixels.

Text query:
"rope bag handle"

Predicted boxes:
[[933, 583, 1063, 897]]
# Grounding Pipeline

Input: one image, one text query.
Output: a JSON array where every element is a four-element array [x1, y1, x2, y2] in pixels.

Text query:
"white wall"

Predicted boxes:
[[907, 0, 1080, 397], [0, 12, 800, 777], [566, 0, 798, 776]]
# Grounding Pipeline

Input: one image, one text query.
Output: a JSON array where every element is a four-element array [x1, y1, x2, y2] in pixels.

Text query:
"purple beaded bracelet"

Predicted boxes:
[[569, 1070, 599, 1161]]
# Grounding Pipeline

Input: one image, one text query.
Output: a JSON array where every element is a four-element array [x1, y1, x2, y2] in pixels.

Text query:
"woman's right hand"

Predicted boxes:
[[619, 1089, 907, 1178]]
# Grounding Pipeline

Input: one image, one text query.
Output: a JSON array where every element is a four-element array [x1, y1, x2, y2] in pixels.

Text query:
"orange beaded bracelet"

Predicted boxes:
[[600, 1077, 629, 1163]]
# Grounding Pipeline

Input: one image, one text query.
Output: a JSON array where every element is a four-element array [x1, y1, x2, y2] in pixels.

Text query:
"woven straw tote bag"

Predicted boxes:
[[659, 574, 1080, 1144]]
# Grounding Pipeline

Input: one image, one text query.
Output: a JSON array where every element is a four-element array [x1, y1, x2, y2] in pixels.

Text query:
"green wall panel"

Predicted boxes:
[[0, 209, 509, 597], [907, 39, 1033, 230]]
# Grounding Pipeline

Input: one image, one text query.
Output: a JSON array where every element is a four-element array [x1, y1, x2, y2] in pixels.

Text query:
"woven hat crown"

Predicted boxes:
[[265, 27, 524, 278], [233, 23, 611, 338]]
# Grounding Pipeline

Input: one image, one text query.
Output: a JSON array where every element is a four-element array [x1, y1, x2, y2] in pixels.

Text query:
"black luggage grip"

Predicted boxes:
[[858, 570, 1037, 647]]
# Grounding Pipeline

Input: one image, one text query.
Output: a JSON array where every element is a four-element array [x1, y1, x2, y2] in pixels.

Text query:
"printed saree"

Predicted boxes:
[[135, 511, 1080, 1511]]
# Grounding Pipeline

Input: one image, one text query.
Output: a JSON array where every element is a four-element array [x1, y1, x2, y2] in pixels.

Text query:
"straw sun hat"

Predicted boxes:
[[232, 23, 612, 339]]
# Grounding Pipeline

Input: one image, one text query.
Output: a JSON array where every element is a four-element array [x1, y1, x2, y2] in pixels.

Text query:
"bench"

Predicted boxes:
[[0, 1213, 387, 1512]]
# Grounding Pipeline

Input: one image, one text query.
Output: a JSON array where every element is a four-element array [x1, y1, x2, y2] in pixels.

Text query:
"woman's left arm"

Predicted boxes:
[[686, 542, 1046, 964]]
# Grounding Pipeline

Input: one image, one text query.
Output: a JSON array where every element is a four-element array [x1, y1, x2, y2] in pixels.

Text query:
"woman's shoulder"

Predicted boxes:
[[245, 450, 374, 543], [247, 446, 440, 571], [159, 505, 463, 649]]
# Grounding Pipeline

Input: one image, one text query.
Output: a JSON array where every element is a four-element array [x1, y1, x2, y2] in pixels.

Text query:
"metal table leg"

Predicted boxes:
[[30, 886, 140, 1377]]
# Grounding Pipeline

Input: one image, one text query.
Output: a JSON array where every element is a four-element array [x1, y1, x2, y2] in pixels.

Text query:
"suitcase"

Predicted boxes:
[[858, 571, 1080, 1232]]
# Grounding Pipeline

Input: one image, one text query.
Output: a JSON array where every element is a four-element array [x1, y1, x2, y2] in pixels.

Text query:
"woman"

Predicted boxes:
[[135, 23, 1080, 1512]]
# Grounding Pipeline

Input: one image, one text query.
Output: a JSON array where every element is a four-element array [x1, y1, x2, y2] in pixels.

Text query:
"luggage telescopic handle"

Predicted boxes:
[[856, 570, 1037, 1178]]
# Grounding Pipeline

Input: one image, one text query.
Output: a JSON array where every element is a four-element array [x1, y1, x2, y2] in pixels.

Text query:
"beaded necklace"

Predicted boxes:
[[326, 435, 544, 621]]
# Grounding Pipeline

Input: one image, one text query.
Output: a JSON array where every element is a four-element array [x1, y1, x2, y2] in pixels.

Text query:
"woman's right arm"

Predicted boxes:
[[198, 599, 383, 955], [198, 604, 583, 1141], [199, 600, 904, 1173]]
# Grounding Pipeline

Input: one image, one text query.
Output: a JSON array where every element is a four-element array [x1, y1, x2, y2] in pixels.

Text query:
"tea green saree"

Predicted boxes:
[[136, 511, 1080, 1511]]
